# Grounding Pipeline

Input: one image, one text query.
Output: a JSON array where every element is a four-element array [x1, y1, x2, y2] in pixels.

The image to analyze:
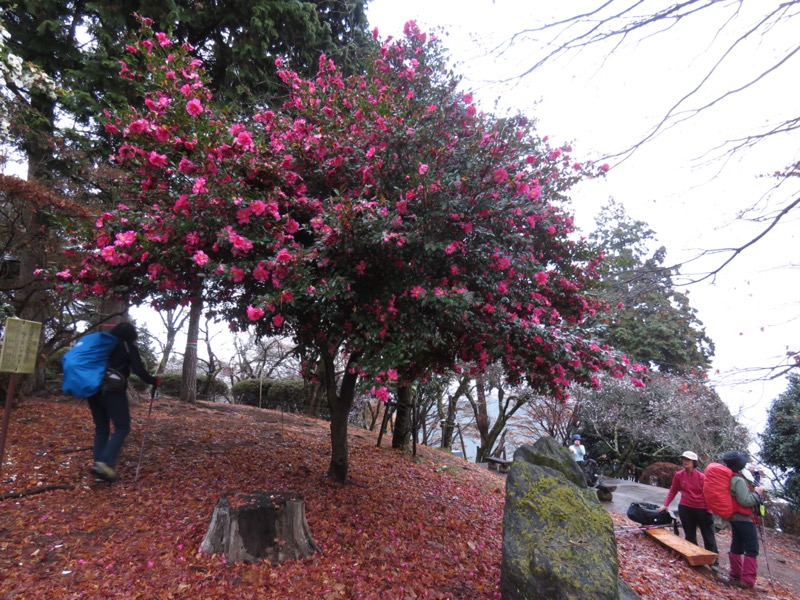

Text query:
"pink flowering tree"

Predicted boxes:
[[60, 20, 295, 401], [66, 22, 640, 482], [216, 23, 641, 481]]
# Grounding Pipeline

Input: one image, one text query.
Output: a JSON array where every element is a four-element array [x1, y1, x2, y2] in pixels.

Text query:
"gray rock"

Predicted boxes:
[[501, 437, 637, 600]]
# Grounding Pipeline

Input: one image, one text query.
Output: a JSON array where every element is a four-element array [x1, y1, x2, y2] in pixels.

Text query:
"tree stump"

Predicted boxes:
[[199, 491, 319, 565], [596, 482, 617, 502]]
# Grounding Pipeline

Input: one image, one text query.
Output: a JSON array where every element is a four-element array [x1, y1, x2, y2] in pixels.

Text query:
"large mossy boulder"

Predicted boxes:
[[501, 436, 637, 600]]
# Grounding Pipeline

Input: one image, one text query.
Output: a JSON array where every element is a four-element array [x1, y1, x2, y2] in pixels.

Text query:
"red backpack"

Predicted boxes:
[[703, 462, 735, 518]]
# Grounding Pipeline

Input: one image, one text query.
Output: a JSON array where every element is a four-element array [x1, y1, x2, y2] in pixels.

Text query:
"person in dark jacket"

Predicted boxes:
[[88, 322, 159, 481], [722, 451, 764, 589]]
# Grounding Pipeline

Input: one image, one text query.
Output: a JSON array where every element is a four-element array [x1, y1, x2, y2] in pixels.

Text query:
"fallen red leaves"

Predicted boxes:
[[0, 396, 797, 599]]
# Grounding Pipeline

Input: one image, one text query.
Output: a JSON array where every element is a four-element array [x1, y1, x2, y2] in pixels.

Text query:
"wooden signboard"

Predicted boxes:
[[0, 317, 42, 374]]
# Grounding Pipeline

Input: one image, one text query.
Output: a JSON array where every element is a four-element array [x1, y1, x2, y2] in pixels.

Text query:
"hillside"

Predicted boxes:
[[0, 395, 797, 599]]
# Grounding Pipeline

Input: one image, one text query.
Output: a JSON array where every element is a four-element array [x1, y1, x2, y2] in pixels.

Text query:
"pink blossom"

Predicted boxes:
[[272, 314, 284, 327], [410, 286, 425, 298], [601, 164, 610, 172], [229, 232, 253, 254], [418, 163, 428, 175], [492, 168, 508, 183], [374, 386, 390, 403], [100, 246, 116, 262], [192, 177, 208, 194], [178, 157, 195, 174], [253, 263, 269, 281], [114, 231, 136, 247], [91, 283, 106, 295], [156, 31, 172, 48], [276, 248, 292, 263], [148, 151, 168, 168], [186, 98, 204, 116], [126, 119, 151, 135], [230, 266, 245, 282], [247, 305, 264, 321], [386, 369, 398, 381], [193, 251, 209, 266], [235, 131, 253, 148]]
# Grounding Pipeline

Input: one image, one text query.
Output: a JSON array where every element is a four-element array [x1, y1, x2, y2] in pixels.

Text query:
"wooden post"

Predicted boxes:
[[0, 373, 19, 478]]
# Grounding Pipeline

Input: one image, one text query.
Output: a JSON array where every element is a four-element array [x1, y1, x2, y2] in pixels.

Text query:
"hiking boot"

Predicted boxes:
[[728, 578, 753, 589], [90, 462, 119, 482]]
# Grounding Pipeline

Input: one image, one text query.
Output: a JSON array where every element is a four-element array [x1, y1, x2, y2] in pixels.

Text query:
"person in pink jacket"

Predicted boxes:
[[658, 451, 718, 554]]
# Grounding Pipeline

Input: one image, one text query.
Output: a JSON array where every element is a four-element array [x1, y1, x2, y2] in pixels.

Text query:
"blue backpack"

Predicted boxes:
[[62, 332, 119, 398]]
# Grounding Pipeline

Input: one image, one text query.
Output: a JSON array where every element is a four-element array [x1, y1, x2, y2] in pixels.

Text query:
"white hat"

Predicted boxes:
[[681, 451, 698, 461]]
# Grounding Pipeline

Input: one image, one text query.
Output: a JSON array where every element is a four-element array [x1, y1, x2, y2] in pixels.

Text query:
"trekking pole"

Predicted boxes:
[[134, 384, 157, 483], [756, 504, 777, 592]]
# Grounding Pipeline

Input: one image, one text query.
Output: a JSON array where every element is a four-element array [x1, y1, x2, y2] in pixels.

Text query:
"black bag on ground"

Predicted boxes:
[[626, 501, 672, 526]]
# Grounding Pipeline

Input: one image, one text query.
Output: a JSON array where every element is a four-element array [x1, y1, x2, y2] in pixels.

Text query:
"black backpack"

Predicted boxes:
[[626, 501, 673, 527]]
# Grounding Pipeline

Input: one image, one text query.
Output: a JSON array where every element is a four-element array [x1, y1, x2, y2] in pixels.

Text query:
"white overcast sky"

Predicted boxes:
[[365, 0, 800, 440]]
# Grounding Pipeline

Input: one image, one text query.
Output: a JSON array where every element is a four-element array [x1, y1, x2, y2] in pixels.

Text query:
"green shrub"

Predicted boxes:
[[232, 378, 308, 412], [640, 461, 682, 488], [151, 373, 228, 400]]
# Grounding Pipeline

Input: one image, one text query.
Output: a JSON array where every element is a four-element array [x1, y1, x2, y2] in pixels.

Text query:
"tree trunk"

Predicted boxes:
[[199, 491, 318, 564], [440, 375, 469, 450], [180, 298, 202, 403], [305, 357, 325, 417], [324, 351, 360, 483], [391, 385, 412, 451], [157, 306, 188, 373], [474, 373, 490, 462]]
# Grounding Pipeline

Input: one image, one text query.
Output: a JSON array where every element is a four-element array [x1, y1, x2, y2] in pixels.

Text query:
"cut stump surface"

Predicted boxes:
[[200, 491, 319, 565]]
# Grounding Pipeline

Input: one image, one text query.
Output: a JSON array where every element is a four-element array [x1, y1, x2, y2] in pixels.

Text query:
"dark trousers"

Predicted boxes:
[[87, 390, 130, 468], [730, 519, 759, 557], [678, 504, 718, 553]]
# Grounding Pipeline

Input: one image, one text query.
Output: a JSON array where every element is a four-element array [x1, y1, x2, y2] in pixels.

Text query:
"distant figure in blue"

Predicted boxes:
[[88, 322, 159, 482]]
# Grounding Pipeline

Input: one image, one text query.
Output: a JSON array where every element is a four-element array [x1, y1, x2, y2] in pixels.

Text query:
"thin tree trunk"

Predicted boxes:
[[391, 385, 412, 451], [325, 352, 360, 483], [180, 298, 202, 403]]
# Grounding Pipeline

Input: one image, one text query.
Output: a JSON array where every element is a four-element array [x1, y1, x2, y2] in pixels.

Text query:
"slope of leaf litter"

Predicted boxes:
[[0, 396, 797, 599]]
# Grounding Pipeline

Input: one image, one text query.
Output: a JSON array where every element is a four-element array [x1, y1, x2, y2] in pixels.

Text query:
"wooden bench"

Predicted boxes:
[[486, 456, 513, 473], [644, 527, 718, 566]]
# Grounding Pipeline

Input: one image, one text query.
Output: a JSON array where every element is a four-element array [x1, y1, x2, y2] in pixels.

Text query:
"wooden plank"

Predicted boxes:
[[644, 528, 718, 567]]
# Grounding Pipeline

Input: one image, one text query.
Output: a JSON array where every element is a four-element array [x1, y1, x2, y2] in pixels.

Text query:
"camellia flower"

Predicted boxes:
[[418, 163, 428, 175], [113, 231, 136, 247], [246, 305, 264, 321], [272, 314, 284, 327], [186, 98, 203, 116], [492, 168, 508, 183], [192, 251, 209, 266]]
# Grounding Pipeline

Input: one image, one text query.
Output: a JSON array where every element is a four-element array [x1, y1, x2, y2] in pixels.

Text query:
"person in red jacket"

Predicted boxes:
[[658, 451, 718, 554]]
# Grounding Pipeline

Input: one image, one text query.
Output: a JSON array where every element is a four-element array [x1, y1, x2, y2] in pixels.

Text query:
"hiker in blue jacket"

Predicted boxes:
[[88, 322, 159, 481]]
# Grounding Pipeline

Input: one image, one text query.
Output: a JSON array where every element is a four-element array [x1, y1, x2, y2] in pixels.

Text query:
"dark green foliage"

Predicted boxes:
[[761, 374, 800, 510], [640, 461, 681, 488], [232, 378, 309, 413], [587, 200, 714, 373], [154, 372, 228, 398]]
